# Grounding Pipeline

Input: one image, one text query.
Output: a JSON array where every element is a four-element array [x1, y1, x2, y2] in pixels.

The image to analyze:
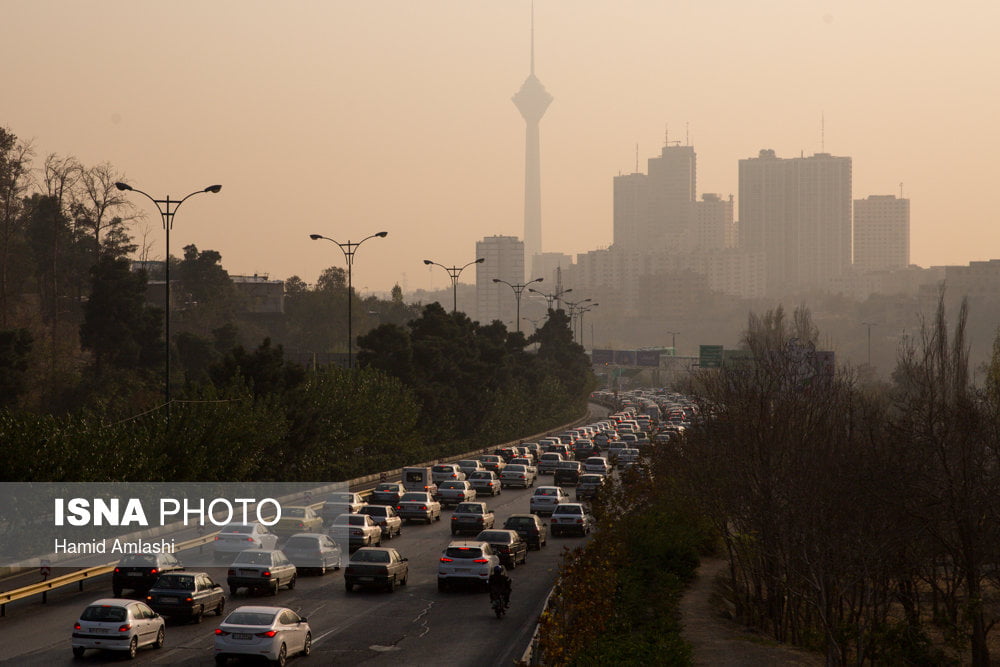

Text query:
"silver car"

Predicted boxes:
[[281, 533, 342, 575], [214, 605, 311, 665], [358, 504, 403, 539], [395, 492, 442, 524], [437, 480, 477, 506], [432, 464, 467, 484], [500, 464, 536, 488], [72, 599, 165, 659], [529, 486, 569, 516], [467, 470, 502, 496], [213, 522, 279, 563], [549, 502, 593, 537]]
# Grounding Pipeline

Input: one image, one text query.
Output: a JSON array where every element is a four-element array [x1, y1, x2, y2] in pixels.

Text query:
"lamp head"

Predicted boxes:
[[534, 277, 544, 283], [423, 259, 433, 265], [204, 185, 222, 193], [475, 257, 485, 264], [376, 231, 388, 238], [309, 234, 323, 240], [563, 288, 573, 295], [492, 278, 500, 283], [114, 182, 132, 191]]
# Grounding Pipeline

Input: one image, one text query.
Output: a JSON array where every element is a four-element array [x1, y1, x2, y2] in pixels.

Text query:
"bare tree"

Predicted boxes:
[[72, 162, 135, 258], [0, 127, 35, 327]]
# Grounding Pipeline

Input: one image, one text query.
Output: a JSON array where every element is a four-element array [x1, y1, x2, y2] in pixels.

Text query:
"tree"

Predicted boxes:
[[72, 162, 133, 260], [0, 127, 34, 326], [0, 328, 32, 408]]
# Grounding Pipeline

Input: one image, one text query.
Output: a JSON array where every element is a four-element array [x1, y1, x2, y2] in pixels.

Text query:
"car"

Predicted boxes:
[[537, 452, 564, 474], [328, 513, 383, 548], [576, 473, 606, 501], [72, 598, 165, 659], [368, 482, 406, 506], [214, 522, 279, 562], [395, 491, 442, 524], [214, 605, 310, 666], [479, 455, 507, 474], [553, 460, 583, 486], [450, 501, 496, 535], [112, 552, 184, 597], [437, 540, 500, 592], [456, 459, 486, 476], [475, 529, 528, 570], [503, 514, 548, 549], [494, 446, 519, 462], [321, 492, 367, 522], [617, 448, 640, 467], [468, 470, 502, 496], [529, 486, 569, 516], [520, 442, 541, 458], [358, 504, 403, 539], [145, 571, 225, 622], [273, 505, 324, 536], [549, 503, 593, 537], [572, 439, 597, 460], [583, 456, 611, 475], [437, 480, 477, 506], [500, 463, 536, 488], [226, 549, 297, 596], [281, 533, 342, 575], [509, 457, 537, 472], [431, 463, 467, 483], [344, 546, 409, 593]]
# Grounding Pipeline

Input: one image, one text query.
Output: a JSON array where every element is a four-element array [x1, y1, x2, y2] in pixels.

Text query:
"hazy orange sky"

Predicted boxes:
[[4, 1, 998, 294]]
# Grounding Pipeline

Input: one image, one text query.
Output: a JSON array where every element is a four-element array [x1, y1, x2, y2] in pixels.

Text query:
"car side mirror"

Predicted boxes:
[[299, 617, 307, 623], [402, 557, 408, 562]]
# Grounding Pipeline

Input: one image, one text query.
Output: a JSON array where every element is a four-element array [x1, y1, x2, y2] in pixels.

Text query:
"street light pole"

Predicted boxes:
[[492, 277, 543, 333], [563, 298, 592, 343], [577, 303, 598, 347], [310, 231, 388, 369], [115, 181, 221, 427], [862, 321, 877, 366], [665, 330, 679, 353], [528, 286, 572, 311], [423, 258, 485, 313]]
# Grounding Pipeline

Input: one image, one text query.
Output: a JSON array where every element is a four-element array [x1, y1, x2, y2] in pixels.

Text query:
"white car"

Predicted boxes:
[[617, 448, 640, 467], [214, 605, 311, 665], [499, 464, 536, 488], [583, 456, 611, 475], [549, 503, 594, 537], [529, 486, 569, 516], [431, 463, 467, 483], [437, 540, 500, 592], [328, 513, 383, 548], [537, 452, 564, 475], [395, 492, 442, 524], [72, 598, 165, 659], [456, 459, 486, 476], [214, 522, 279, 562], [467, 470, 502, 496]]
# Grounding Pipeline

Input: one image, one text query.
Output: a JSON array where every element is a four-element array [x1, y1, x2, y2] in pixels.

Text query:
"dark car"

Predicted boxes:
[[112, 552, 184, 597], [576, 473, 606, 501], [503, 514, 548, 550], [475, 529, 528, 570], [145, 571, 225, 622], [572, 439, 597, 460], [369, 482, 406, 506], [450, 502, 495, 536], [553, 460, 583, 486]]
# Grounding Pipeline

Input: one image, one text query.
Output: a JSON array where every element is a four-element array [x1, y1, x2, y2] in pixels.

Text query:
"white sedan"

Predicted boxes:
[[72, 598, 165, 659], [214, 605, 311, 665]]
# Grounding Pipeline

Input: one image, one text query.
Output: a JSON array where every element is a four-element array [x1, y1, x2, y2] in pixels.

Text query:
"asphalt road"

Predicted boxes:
[[0, 479, 591, 666]]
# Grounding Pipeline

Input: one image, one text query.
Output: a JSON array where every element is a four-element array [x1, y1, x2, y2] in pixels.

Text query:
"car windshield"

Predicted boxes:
[[445, 546, 483, 559], [153, 574, 194, 590], [234, 551, 273, 565], [284, 508, 307, 517], [225, 611, 277, 626], [554, 505, 583, 515], [352, 549, 390, 563], [81, 605, 128, 622], [455, 504, 483, 513], [400, 493, 427, 502], [476, 531, 508, 542], [118, 554, 158, 566], [284, 536, 319, 549]]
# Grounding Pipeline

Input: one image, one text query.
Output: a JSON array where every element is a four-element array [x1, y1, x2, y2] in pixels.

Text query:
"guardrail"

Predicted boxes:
[[0, 408, 593, 617]]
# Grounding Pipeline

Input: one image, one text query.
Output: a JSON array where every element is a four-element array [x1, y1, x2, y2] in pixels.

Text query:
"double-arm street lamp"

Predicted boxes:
[[115, 181, 222, 425], [577, 303, 599, 347], [310, 231, 388, 369], [423, 257, 485, 313], [564, 298, 592, 343], [528, 286, 571, 311], [492, 277, 543, 333]]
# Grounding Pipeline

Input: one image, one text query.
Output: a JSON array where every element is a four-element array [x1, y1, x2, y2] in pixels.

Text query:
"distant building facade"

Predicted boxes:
[[853, 194, 910, 272], [476, 235, 525, 326]]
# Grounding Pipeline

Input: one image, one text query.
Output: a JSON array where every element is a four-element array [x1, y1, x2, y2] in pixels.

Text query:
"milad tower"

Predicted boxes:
[[511, 6, 552, 279]]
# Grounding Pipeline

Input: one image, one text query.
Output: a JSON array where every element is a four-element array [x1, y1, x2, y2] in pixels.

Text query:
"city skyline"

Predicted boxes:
[[3, 1, 999, 294]]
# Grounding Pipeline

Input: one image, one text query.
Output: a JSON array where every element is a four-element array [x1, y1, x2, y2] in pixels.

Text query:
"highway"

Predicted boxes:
[[0, 479, 591, 665]]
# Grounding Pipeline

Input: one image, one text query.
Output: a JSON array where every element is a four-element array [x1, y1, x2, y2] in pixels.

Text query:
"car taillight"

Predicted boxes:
[[114, 567, 120, 573], [228, 569, 236, 575], [396, 505, 403, 510], [214, 536, 220, 541], [118, 624, 132, 632], [146, 595, 153, 601], [440, 557, 453, 562], [297, 522, 304, 528], [473, 559, 489, 563], [150, 568, 158, 575], [246, 537, 255, 542], [451, 516, 458, 521], [420, 506, 427, 510], [215, 629, 229, 636], [256, 630, 278, 638], [185, 596, 193, 602], [74, 622, 81, 630]]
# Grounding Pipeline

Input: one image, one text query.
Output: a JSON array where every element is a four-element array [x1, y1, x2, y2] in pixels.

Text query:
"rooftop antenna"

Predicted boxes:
[[635, 143, 639, 173], [685, 122, 689, 146], [664, 123, 669, 147], [899, 182, 904, 198], [530, 0, 535, 75], [821, 112, 825, 152]]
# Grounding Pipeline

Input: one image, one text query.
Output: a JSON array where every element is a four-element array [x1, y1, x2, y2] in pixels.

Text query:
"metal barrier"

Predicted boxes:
[[0, 408, 591, 616]]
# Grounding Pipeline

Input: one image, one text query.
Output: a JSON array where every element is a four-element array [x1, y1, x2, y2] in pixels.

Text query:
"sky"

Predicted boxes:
[[4, 1, 999, 295]]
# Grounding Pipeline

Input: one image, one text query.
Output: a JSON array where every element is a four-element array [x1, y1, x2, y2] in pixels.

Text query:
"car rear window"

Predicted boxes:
[[118, 554, 157, 566], [433, 465, 453, 473], [285, 507, 307, 517], [81, 605, 128, 622], [445, 546, 483, 559], [534, 488, 558, 496], [225, 611, 277, 626], [455, 504, 483, 513], [375, 484, 399, 492], [440, 481, 464, 489], [469, 471, 491, 479], [505, 465, 526, 472], [352, 549, 390, 563], [220, 524, 253, 534], [360, 506, 386, 517], [234, 551, 272, 565], [153, 574, 194, 590], [400, 493, 427, 502], [284, 536, 319, 549], [580, 475, 603, 484], [476, 531, 507, 542], [554, 505, 583, 515]]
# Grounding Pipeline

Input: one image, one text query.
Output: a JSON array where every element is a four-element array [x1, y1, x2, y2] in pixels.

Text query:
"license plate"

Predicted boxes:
[[240, 569, 259, 575], [359, 577, 373, 582], [455, 567, 470, 573], [127, 571, 142, 577], [91, 628, 110, 634], [233, 633, 253, 640], [161, 597, 177, 603]]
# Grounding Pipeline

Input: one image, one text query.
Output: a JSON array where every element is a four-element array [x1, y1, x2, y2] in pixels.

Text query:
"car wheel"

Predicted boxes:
[[522, 551, 528, 565], [128, 636, 138, 659], [192, 607, 203, 624], [215, 656, 228, 666], [345, 581, 354, 593], [435, 512, 441, 521], [273, 643, 287, 667], [302, 632, 312, 656], [72, 646, 86, 659], [387, 576, 397, 592], [401, 572, 408, 586], [217, 598, 226, 616], [270, 580, 279, 596], [229, 586, 238, 596], [153, 626, 165, 648], [287, 575, 296, 590]]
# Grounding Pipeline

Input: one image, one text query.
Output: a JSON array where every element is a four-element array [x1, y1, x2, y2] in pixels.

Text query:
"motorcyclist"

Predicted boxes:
[[488, 565, 512, 610]]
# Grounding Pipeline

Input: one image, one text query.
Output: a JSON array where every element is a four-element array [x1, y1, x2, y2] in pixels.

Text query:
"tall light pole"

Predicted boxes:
[[577, 303, 598, 347], [665, 330, 679, 354], [528, 286, 571, 311], [862, 321, 877, 366], [492, 277, 542, 333], [115, 181, 221, 426], [310, 231, 388, 369], [423, 257, 484, 313], [564, 298, 592, 343]]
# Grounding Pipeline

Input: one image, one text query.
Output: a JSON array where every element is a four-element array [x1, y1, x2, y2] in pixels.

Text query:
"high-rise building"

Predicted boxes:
[[476, 235, 525, 327], [853, 194, 909, 272], [613, 172, 647, 252], [512, 7, 552, 278], [694, 193, 734, 250], [739, 150, 852, 295]]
